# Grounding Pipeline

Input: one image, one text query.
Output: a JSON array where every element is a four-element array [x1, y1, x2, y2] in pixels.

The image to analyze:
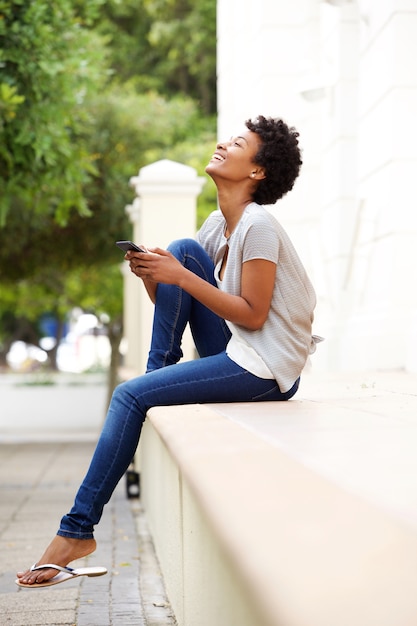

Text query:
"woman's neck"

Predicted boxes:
[[217, 187, 253, 237]]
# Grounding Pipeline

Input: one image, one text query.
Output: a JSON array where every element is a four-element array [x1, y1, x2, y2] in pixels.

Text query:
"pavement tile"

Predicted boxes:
[[0, 441, 176, 626]]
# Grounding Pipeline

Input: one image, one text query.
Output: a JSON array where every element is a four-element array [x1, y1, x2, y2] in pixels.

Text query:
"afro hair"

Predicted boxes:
[[246, 115, 302, 205]]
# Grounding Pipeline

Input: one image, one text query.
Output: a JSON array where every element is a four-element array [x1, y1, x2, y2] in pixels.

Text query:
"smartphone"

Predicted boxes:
[[116, 240, 147, 253]]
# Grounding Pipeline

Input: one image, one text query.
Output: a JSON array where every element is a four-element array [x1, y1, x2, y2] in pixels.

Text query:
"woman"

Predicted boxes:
[[17, 115, 319, 587]]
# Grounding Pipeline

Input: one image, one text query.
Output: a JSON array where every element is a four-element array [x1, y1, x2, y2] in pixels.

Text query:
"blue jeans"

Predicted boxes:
[[58, 239, 299, 538]]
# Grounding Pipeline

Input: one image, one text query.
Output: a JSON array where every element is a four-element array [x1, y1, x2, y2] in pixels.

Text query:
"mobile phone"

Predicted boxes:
[[116, 240, 147, 253]]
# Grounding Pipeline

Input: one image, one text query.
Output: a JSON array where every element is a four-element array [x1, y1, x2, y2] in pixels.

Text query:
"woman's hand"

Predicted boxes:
[[125, 247, 184, 285], [126, 248, 276, 331]]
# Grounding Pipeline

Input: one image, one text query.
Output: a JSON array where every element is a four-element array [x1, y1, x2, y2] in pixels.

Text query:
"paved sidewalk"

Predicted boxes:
[[0, 441, 177, 626]]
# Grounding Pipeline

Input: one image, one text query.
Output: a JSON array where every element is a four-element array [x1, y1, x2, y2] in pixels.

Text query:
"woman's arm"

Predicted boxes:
[[141, 277, 157, 304], [126, 248, 276, 331]]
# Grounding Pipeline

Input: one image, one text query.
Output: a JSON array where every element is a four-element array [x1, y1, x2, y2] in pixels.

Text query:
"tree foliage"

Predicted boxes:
[[97, 0, 217, 114], [0, 0, 109, 226], [0, 0, 217, 380], [0, 88, 211, 282]]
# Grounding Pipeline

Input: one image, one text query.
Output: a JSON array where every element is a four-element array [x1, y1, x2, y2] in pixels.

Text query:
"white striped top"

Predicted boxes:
[[196, 203, 319, 392]]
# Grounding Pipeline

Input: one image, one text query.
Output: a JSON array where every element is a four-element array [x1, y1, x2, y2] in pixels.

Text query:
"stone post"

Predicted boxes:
[[123, 159, 206, 375]]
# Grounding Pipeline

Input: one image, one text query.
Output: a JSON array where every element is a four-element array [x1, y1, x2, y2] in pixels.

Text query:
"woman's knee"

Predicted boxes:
[[167, 238, 204, 259], [111, 378, 141, 408], [167, 239, 214, 282], [109, 380, 128, 408]]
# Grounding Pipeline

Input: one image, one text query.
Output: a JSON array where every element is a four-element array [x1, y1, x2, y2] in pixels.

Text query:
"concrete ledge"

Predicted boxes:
[[138, 373, 417, 626]]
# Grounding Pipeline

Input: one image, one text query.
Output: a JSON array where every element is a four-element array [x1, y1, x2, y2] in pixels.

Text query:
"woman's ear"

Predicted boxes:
[[250, 168, 266, 180]]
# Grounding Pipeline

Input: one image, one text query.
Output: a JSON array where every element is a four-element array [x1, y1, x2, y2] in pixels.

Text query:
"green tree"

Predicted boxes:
[[97, 0, 217, 114], [0, 0, 218, 396], [0, 0, 108, 225], [0, 87, 215, 385], [0, 88, 209, 279]]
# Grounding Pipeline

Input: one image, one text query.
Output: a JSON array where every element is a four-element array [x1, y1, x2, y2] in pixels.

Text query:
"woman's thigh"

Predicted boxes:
[[167, 238, 231, 356], [119, 352, 297, 418]]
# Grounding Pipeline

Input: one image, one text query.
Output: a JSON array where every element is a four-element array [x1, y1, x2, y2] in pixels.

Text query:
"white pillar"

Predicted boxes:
[[123, 160, 205, 376]]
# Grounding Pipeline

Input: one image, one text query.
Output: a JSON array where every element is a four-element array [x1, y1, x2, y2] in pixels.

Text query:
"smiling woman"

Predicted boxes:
[[16, 115, 321, 589], [206, 128, 266, 187]]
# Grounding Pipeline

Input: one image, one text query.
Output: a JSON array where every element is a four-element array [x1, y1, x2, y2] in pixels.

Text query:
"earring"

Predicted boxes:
[[251, 173, 255, 178]]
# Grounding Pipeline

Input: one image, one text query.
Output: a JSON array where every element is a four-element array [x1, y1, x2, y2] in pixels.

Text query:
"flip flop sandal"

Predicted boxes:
[[15, 563, 108, 588]]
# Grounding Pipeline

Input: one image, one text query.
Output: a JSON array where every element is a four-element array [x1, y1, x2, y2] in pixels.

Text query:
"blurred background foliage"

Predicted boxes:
[[0, 0, 217, 384]]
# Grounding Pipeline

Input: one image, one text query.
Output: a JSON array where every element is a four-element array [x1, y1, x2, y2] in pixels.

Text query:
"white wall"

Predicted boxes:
[[217, 0, 417, 373]]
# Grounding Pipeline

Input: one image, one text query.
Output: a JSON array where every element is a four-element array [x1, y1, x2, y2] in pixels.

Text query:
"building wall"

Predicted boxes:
[[217, 0, 417, 372]]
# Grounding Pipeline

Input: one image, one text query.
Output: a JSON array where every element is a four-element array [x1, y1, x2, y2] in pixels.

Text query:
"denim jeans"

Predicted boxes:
[[58, 239, 299, 538]]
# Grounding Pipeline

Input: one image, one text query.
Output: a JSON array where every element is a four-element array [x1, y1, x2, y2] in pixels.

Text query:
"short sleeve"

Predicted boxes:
[[241, 216, 279, 264]]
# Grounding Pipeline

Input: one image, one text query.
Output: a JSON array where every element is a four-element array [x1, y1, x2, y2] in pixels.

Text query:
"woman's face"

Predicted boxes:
[[205, 128, 263, 182]]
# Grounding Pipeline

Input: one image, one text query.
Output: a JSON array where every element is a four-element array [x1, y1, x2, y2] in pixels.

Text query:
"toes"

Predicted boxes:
[[24, 573, 41, 585], [17, 569, 45, 584]]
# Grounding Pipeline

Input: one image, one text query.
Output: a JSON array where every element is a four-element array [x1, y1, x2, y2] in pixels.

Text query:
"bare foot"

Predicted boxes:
[[16, 535, 96, 585]]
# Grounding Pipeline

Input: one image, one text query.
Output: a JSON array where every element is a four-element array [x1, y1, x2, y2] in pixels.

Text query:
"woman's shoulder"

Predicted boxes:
[[197, 209, 225, 244], [240, 203, 279, 231], [200, 209, 224, 230]]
